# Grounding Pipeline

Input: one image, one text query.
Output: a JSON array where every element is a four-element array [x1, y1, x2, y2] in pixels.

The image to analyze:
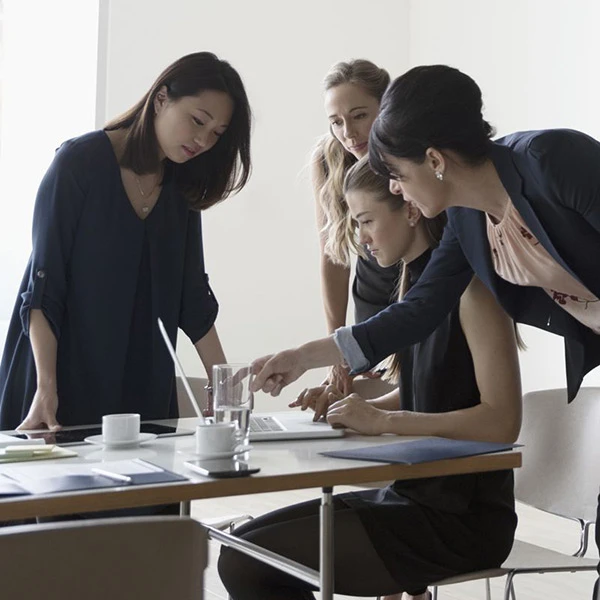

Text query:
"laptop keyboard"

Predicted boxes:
[[250, 415, 285, 433]]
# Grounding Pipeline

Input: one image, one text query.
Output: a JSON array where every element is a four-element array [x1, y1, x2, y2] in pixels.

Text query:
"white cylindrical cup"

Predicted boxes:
[[195, 422, 238, 457], [102, 413, 141, 445]]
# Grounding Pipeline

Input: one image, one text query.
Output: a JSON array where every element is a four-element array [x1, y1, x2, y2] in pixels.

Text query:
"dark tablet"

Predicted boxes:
[[9, 422, 194, 446]]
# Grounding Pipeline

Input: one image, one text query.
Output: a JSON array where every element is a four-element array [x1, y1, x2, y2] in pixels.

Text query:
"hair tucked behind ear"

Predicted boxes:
[[343, 157, 447, 381], [314, 59, 390, 266], [369, 65, 495, 179], [105, 52, 251, 210]]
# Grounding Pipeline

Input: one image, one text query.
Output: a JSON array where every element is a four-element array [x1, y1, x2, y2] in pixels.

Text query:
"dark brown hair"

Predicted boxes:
[[105, 52, 251, 210]]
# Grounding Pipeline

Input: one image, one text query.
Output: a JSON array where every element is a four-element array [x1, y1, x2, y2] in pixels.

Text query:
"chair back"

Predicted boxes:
[[176, 376, 208, 417], [516, 387, 600, 523], [0, 516, 207, 599]]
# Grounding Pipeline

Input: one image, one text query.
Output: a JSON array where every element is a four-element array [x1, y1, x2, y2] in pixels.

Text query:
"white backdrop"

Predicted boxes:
[[100, 0, 411, 410], [2, 0, 599, 408], [407, 0, 600, 392]]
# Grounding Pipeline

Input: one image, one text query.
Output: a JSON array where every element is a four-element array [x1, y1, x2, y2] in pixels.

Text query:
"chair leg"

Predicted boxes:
[[432, 585, 438, 600], [575, 520, 593, 557], [503, 573, 516, 600], [485, 578, 491, 600], [227, 517, 253, 600]]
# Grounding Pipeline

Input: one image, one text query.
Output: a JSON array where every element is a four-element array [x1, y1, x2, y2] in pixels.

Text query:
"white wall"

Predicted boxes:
[[102, 0, 410, 409], [0, 0, 99, 338], [407, 0, 600, 393], [3, 0, 598, 405]]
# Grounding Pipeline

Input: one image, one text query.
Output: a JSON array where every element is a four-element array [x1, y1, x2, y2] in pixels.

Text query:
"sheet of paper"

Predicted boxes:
[[0, 458, 163, 482], [0, 447, 77, 464], [0, 433, 46, 448]]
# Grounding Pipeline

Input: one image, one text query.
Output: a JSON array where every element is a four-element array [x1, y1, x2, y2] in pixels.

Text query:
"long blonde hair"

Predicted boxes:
[[343, 157, 447, 381], [315, 59, 390, 266]]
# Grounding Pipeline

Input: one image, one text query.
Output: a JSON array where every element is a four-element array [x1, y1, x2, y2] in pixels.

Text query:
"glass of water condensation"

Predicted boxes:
[[212, 363, 253, 449]]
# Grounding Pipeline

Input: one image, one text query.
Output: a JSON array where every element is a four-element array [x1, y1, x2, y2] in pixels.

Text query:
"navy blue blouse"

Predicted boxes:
[[0, 131, 218, 428]]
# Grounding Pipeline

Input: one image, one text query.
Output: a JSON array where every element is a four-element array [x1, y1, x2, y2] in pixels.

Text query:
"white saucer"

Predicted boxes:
[[178, 445, 253, 460], [84, 433, 158, 449]]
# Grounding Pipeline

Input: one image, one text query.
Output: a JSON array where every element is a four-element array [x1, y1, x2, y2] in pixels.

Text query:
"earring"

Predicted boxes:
[[435, 171, 444, 181]]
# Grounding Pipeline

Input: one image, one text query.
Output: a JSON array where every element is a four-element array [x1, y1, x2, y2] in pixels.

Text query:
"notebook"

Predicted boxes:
[[157, 318, 344, 442], [321, 437, 519, 464]]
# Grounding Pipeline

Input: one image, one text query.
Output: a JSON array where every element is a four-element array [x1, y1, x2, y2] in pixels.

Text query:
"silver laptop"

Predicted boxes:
[[248, 410, 345, 441], [157, 318, 344, 442]]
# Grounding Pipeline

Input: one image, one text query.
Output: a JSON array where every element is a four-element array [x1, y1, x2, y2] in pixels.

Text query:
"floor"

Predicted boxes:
[[191, 487, 598, 600]]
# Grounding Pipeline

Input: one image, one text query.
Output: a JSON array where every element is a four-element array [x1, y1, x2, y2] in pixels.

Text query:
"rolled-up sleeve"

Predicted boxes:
[[20, 145, 86, 339], [179, 210, 219, 344], [333, 326, 370, 373]]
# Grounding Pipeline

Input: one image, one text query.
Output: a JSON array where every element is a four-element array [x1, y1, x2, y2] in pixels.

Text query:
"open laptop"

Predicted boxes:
[[248, 410, 345, 441], [158, 319, 345, 442]]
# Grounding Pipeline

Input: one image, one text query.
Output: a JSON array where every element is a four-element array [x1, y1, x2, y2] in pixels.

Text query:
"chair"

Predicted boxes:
[[431, 387, 599, 599], [176, 375, 209, 417], [0, 516, 208, 599]]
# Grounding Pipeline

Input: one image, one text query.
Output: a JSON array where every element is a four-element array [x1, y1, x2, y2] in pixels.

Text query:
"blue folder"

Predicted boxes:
[[0, 464, 187, 496], [321, 437, 519, 465]]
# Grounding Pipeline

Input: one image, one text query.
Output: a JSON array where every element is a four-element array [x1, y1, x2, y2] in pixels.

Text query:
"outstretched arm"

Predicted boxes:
[[327, 278, 522, 443]]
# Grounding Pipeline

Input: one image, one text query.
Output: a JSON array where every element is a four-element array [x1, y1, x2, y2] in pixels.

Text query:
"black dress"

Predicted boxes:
[[0, 131, 219, 429], [353, 253, 398, 323], [338, 249, 517, 591]]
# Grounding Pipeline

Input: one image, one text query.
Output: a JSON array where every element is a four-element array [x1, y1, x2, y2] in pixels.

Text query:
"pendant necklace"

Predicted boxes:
[[135, 174, 158, 213]]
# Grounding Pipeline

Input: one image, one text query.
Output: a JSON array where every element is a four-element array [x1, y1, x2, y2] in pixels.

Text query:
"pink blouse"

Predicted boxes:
[[486, 200, 600, 334]]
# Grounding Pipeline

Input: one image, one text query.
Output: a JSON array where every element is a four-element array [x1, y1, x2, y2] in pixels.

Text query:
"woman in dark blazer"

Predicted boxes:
[[251, 66, 600, 600]]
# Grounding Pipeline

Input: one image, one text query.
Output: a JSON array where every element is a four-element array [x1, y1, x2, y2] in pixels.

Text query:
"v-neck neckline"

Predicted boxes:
[[101, 129, 165, 222]]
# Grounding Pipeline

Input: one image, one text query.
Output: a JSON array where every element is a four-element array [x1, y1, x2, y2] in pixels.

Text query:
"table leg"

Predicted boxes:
[[180, 500, 191, 516], [320, 486, 334, 600]]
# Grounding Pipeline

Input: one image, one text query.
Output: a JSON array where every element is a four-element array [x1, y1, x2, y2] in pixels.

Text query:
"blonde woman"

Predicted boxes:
[[313, 59, 397, 394]]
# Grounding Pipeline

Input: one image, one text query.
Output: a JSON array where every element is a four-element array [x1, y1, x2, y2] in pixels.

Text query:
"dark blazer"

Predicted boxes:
[[352, 129, 600, 402]]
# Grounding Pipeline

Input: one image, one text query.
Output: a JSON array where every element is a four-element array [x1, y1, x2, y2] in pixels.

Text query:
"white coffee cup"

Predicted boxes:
[[102, 413, 141, 445], [195, 422, 238, 457]]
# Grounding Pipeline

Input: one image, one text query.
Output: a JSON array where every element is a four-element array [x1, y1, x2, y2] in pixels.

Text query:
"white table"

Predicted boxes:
[[0, 414, 521, 600]]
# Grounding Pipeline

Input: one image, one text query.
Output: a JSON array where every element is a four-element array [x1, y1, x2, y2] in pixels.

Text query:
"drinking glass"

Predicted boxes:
[[212, 363, 253, 448]]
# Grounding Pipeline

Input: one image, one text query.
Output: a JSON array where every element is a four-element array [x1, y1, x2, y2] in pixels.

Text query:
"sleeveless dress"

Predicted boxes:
[[339, 249, 517, 591], [353, 252, 398, 323]]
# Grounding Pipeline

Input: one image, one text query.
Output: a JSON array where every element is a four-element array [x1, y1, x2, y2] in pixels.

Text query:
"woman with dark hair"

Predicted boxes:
[[251, 65, 600, 600], [0, 51, 252, 431], [219, 157, 522, 600]]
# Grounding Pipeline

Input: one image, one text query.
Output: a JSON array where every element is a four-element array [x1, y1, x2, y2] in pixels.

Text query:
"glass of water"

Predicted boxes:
[[212, 363, 253, 449]]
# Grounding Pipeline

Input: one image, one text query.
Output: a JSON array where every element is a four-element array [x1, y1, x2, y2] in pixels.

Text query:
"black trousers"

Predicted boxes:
[[218, 496, 424, 600]]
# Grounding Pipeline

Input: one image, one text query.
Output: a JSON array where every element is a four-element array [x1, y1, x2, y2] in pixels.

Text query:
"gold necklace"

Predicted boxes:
[[134, 172, 160, 213]]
